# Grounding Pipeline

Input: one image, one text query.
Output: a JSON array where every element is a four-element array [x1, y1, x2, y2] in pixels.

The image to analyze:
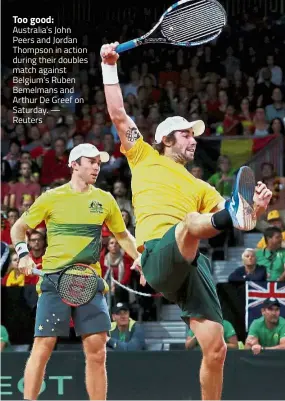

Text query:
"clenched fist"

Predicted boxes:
[[100, 42, 120, 65], [253, 181, 272, 209]]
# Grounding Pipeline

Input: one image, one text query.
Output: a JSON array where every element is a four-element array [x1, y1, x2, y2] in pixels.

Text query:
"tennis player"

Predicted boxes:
[[11, 143, 140, 401], [101, 43, 273, 400]]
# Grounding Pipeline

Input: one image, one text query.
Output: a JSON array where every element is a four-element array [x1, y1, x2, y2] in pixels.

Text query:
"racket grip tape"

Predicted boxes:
[[116, 40, 138, 53]]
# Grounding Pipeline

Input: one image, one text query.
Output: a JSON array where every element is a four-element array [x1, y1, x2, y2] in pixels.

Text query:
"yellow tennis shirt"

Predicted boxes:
[[121, 138, 224, 250], [22, 183, 126, 274]]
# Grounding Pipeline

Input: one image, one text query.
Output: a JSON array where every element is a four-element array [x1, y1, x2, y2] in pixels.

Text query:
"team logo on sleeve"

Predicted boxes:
[[89, 201, 103, 214]]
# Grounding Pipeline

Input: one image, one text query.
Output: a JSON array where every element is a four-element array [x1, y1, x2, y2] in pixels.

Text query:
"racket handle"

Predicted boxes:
[[32, 267, 45, 277], [116, 40, 138, 54]]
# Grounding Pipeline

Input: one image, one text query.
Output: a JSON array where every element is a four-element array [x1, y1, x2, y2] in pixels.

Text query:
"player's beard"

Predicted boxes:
[[170, 145, 189, 165], [185, 148, 195, 162]]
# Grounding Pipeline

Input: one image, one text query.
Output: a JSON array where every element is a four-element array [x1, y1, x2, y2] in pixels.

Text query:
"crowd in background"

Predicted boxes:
[[1, 5, 285, 349]]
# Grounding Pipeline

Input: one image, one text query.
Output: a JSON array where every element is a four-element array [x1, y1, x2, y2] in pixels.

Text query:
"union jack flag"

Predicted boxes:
[[245, 281, 285, 330]]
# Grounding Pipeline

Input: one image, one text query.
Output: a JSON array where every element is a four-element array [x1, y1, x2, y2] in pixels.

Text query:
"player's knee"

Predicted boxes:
[[31, 337, 56, 361], [83, 333, 107, 366], [203, 339, 227, 368], [86, 346, 106, 366], [175, 221, 199, 261]]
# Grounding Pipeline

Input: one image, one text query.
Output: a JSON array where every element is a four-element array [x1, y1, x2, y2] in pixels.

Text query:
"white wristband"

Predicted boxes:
[[101, 63, 119, 85], [15, 242, 29, 258]]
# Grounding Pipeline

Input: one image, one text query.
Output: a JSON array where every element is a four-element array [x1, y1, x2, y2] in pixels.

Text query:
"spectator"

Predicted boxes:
[[256, 68, 277, 107], [265, 88, 285, 122], [99, 134, 125, 181], [29, 131, 53, 164], [255, 227, 285, 281], [40, 138, 70, 186], [101, 236, 132, 304], [3, 139, 21, 176], [19, 194, 34, 216], [186, 320, 238, 349], [204, 83, 219, 113], [2, 251, 25, 287], [245, 298, 285, 354], [18, 151, 41, 182], [0, 325, 11, 351], [107, 303, 146, 351], [257, 210, 285, 249], [121, 209, 135, 236], [223, 105, 242, 136], [208, 155, 235, 199], [113, 180, 133, 218], [190, 164, 204, 180], [258, 55, 283, 86], [221, 46, 240, 79], [252, 108, 269, 137], [123, 69, 141, 97], [1, 208, 20, 245], [228, 248, 267, 282], [9, 162, 41, 209], [244, 76, 258, 109], [208, 89, 229, 129], [13, 123, 27, 146], [268, 117, 285, 136], [23, 126, 43, 152], [28, 230, 46, 266], [238, 98, 255, 134], [260, 162, 285, 211]]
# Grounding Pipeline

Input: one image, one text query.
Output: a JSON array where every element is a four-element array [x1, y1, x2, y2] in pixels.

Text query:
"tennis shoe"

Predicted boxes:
[[225, 166, 256, 231]]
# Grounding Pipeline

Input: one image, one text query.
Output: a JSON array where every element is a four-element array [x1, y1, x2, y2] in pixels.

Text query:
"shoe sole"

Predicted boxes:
[[232, 166, 256, 231]]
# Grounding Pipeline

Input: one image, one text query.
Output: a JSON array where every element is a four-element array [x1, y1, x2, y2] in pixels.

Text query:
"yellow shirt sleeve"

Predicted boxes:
[[105, 194, 126, 234], [198, 180, 225, 213], [21, 191, 51, 228], [120, 137, 154, 169]]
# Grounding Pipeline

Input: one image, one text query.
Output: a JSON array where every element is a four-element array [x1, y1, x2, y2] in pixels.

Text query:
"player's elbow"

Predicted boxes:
[[108, 106, 127, 123], [10, 217, 29, 239]]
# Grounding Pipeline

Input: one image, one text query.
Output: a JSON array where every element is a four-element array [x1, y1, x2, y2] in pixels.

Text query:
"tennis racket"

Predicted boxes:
[[32, 263, 100, 307], [116, 0, 227, 53]]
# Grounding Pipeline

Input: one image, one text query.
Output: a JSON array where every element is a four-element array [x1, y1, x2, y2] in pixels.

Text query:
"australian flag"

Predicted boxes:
[[245, 281, 285, 330]]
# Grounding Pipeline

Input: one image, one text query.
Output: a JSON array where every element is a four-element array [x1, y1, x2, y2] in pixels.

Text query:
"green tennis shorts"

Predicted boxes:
[[34, 274, 111, 337], [141, 225, 223, 325]]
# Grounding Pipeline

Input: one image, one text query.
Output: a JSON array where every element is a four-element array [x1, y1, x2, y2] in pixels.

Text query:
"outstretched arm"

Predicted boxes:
[[101, 42, 142, 151]]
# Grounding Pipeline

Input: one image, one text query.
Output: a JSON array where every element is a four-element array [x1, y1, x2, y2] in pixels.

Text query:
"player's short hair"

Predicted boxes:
[[152, 131, 177, 155], [74, 157, 82, 166]]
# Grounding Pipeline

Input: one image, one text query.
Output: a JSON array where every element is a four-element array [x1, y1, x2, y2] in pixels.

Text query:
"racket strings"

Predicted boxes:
[[165, 0, 211, 18], [164, 17, 224, 42], [165, 14, 224, 40], [58, 265, 98, 306], [163, 7, 224, 40], [162, 2, 226, 43]]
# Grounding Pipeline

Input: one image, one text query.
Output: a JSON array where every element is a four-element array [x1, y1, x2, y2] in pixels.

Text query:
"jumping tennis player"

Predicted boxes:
[[101, 43, 272, 400], [11, 143, 140, 401]]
